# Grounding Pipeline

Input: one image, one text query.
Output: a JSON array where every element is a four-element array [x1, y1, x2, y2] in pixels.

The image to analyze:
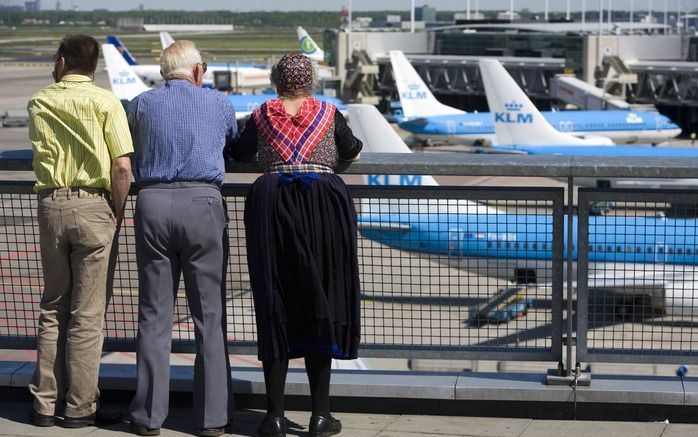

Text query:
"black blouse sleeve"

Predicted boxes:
[[226, 116, 258, 162], [334, 111, 363, 161]]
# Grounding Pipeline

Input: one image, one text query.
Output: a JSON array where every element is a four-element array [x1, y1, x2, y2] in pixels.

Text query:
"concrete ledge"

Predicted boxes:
[[3, 361, 698, 407]]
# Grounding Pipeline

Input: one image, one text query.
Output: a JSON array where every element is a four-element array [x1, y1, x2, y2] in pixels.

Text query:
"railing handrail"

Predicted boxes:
[[3, 151, 698, 178]]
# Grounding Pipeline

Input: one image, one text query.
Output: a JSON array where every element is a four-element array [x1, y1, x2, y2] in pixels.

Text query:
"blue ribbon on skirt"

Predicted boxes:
[[278, 172, 321, 191]]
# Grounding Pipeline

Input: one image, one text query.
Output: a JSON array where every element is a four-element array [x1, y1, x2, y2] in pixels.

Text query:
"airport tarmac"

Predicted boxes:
[[0, 64, 697, 378]]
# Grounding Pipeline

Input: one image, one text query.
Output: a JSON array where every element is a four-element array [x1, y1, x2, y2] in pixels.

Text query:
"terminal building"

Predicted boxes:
[[322, 14, 698, 135]]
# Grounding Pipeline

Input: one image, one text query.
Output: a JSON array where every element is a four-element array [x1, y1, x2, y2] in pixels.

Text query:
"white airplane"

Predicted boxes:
[[296, 26, 325, 63], [390, 50, 681, 146], [106, 35, 271, 89], [348, 103, 698, 317], [160, 28, 324, 64], [102, 43, 150, 102], [102, 43, 345, 121], [478, 58, 698, 189], [159, 31, 175, 50]]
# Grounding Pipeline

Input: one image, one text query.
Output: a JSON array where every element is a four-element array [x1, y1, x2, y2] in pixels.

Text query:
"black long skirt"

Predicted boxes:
[[244, 173, 361, 361]]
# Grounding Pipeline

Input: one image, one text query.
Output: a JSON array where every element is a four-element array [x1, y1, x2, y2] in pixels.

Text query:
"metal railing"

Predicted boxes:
[[2, 153, 698, 374]]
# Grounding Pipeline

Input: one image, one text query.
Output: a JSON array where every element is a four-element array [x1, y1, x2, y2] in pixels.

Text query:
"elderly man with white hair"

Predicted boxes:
[[127, 40, 245, 437]]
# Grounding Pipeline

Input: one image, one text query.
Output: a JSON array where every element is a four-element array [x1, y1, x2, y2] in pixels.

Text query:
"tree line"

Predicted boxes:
[[0, 10, 461, 27]]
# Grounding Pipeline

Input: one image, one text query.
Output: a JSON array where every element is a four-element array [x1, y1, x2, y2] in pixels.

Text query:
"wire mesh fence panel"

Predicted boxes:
[[351, 185, 563, 361], [0, 183, 563, 361], [577, 189, 698, 364], [0, 184, 42, 348]]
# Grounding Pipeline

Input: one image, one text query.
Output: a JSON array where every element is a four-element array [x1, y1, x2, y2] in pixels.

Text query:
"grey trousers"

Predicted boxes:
[[129, 182, 232, 429]]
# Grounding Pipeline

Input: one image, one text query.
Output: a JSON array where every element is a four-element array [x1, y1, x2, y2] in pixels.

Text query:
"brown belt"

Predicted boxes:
[[39, 187, 109, 200]]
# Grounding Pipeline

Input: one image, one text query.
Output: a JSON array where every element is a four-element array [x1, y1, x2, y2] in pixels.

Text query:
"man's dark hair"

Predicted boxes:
[[56, 34, 99, 74]]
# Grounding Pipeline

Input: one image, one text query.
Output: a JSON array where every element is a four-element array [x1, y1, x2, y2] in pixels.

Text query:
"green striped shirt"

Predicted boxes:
[[28, 74, 134, 193]]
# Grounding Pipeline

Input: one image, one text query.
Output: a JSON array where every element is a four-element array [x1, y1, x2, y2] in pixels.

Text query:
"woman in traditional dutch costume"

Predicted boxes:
[[231, 53, 362, 437]]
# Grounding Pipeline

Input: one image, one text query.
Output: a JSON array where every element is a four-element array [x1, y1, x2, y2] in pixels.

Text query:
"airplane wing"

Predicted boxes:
[[356, 214, 411, 233], [357, 221, 411, 232], [585, 263, 698, 316], [399, 117, 428, 127], [587, 262, 696, 291]]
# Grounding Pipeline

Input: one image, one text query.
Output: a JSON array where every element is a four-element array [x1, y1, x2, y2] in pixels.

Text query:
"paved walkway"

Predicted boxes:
[[1, 399, 698, 437]]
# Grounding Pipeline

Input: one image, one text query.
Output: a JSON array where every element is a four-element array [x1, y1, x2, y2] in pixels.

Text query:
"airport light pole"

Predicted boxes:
[[608, 0, 612, 25], [598, 0, 604, 79], [566, 0, 571, 21], [630, 0, 634, 32], [677, 0, 682, 35], [582, 0, 586, 31], [545, 0, 549, 21], [467, 0, 471, 20], [509, 0, 514, 22], [347, 0, 352, 67], [410, 0, 415, 33]]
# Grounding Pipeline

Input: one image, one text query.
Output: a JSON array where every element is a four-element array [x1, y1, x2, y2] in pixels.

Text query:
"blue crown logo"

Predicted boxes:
[[504, 101, 523, 112], [407, 83, 421, 91]]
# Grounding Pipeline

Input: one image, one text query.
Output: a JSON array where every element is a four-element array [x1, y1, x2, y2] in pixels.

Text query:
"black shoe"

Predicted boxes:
[[31, 411, 54, 427], [196, 426, 226, 437], [308, 415, 341, 437], [130, 422, 161, 436], [63, 409, 122, 428], [257, 415, 286, 437]]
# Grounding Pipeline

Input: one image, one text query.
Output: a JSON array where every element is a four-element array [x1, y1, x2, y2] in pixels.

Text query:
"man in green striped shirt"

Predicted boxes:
[[27, 34, 133, 429]]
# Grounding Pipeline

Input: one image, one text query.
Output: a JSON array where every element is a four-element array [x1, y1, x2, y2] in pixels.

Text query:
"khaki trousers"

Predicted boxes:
[[29, 188, 117, 417]]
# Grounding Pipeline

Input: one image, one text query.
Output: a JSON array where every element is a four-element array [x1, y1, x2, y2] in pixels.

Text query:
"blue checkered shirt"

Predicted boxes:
[[128, 79, 238, 186]]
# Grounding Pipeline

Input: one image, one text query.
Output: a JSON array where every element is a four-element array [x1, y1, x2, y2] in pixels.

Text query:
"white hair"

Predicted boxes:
[[160, 40, 202, 80]]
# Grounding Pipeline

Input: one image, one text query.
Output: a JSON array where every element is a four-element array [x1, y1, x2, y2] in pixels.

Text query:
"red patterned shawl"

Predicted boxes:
[[252, 98, 336, 164]]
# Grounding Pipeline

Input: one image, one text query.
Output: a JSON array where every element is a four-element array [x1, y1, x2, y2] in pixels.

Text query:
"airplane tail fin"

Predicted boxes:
[[389, 50, 465, 119], [347, 104, 416, 155], [105, 35, 138, 66], [479, 59, 612, 146], [297, 26, 325, 63], [159, 31, 175, 50], [347, 103, 437, 187], [102, 44, 150, 101], [347, 104, 499, 215]]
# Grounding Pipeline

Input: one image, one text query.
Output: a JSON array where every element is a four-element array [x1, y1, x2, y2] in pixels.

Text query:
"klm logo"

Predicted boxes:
[[494, 100, 533, 124], [368, 175, 423, 186], [112, 71, 136, 86], [400, 83, 427, 100], [626, 113, 644, 124]]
